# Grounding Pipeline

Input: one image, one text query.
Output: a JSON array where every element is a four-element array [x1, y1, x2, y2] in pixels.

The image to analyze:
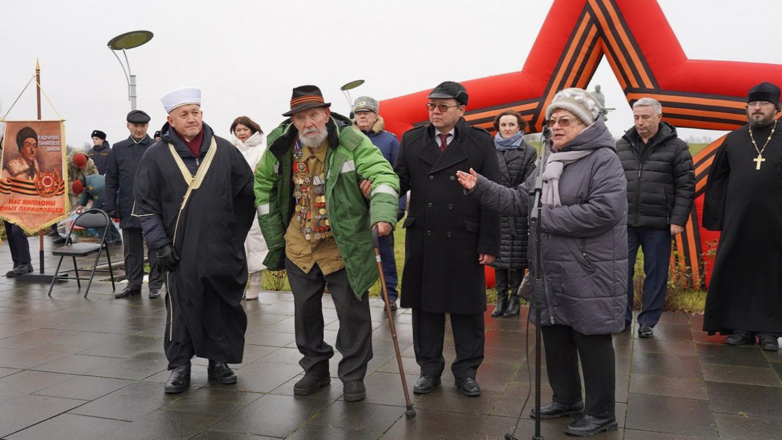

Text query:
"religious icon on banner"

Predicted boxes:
[[0, 120, 68, 233]]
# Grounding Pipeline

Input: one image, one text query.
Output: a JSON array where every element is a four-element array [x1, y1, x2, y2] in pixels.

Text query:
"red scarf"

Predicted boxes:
[[176, 129, 204, 157]]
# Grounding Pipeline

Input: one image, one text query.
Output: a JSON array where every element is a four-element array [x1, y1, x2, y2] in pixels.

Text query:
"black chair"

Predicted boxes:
[[47, 209, 116, 298]]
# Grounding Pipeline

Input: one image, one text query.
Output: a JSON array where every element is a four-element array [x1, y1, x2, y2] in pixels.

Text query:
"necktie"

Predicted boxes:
[[438, 133, 449, 152]]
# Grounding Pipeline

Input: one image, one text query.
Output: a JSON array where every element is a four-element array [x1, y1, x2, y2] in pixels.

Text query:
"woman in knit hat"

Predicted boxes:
[[456, 88, 627, 437]]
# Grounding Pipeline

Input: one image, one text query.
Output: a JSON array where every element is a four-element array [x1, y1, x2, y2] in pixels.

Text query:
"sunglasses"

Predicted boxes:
[[426, 103, 461, 112], [546, 116, 577, 128]]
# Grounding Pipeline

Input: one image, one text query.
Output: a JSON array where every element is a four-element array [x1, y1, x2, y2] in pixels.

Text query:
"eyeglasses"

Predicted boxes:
[[546, 116, 576, 128], [426, 103, 460, 112], [747, 101, 775, 108]]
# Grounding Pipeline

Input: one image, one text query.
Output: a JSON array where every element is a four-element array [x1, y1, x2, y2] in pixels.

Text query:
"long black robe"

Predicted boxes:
[[134, 123, 255, 363], [702, 119, 782, 335]]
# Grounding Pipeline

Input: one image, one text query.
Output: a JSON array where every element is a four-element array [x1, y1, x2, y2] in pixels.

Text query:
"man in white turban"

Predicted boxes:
[[133, 86, 256, 394]]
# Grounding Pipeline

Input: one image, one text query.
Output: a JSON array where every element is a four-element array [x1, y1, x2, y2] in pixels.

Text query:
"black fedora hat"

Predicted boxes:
[[282, 85, 331, 117]]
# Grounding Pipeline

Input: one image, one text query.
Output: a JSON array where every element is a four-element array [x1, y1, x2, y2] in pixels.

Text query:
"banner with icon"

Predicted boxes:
[[0, 120, 68, 233]]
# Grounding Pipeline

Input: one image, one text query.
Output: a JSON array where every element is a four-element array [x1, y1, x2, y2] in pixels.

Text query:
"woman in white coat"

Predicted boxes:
[[231, 116, 269, 300]]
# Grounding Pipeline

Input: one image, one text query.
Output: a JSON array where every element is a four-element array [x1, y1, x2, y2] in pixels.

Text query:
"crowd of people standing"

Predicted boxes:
[[2, 76, 780, 438]]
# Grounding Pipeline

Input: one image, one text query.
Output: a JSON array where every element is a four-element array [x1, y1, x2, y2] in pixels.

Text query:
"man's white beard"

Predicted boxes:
[[299, 127, 328, 148]]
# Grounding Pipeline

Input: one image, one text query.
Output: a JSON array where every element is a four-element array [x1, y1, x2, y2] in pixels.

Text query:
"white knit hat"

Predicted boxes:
[[545, 88, 601, 125], [161, 86, 201, 113]]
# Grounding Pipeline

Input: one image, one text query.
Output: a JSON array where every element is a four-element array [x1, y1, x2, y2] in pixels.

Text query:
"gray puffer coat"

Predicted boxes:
[[471, 119, 627, 335]]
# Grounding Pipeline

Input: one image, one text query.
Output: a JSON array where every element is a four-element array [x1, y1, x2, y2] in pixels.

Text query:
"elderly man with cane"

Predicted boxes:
[[254, 85, 400, 402]]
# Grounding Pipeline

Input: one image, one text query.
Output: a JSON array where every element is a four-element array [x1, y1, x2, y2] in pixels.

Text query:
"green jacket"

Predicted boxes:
[[254, 112, 400, 298]]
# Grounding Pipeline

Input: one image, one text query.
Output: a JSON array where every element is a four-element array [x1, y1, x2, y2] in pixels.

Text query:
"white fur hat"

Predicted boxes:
[[545, 88, 601, 125], [161, 86, 201, 113]]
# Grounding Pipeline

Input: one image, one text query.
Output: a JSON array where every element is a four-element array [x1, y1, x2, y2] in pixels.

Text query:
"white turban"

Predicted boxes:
[[161, 86, 201, 113]]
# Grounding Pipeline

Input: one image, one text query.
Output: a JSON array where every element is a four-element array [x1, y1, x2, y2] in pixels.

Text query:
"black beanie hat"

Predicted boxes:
[[747, 82, 781, 106]]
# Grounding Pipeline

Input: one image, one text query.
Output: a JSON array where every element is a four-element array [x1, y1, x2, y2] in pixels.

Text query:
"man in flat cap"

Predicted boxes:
[[394, 81, 500, 397], [106, 110, 164, 299], [87, 130, 110, 174], [254, 85, 399, 401], [703, 81, 782, 351], [352, 95, 405, 310], [133, 86, 256, 393]]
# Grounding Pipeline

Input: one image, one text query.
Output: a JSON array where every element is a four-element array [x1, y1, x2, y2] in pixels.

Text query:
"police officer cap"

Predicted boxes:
[[91, 130, 107, 140], [127, 110, 151, 124], [427, 81, 469, 105]]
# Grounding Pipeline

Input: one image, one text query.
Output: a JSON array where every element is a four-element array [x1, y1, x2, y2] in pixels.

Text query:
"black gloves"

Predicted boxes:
[[156, 244, 180, 272], [106, 209, 119, 219], [397, 209, 406, 222]]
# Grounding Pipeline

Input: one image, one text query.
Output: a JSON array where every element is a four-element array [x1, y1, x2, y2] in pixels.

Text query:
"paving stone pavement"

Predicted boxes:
[[0, 236, 781, 439]]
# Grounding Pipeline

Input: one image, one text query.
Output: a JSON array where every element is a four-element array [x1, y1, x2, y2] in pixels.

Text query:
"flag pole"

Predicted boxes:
[[36, 60, 45, 274]]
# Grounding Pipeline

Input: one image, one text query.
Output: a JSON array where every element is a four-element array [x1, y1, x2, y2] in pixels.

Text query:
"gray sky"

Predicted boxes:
[[1, 0, 779, 147]]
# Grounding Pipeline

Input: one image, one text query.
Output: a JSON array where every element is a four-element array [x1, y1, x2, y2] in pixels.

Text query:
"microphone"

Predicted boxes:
[[542, 125, 553, 142]]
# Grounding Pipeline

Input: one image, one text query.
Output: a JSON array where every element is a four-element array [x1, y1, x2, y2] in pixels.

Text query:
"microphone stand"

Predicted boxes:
[[506, 127, 551, 440]]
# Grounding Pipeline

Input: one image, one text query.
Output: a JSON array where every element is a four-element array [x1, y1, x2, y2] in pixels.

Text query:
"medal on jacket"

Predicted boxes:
[[293, 141, 332, 241]]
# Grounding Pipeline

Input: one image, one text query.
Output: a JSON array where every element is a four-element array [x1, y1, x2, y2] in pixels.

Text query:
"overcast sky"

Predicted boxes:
[[1, 0, 779, 148]]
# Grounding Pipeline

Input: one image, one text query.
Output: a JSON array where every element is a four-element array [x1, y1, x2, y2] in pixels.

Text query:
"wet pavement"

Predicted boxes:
[[0, 236, 781, 439]]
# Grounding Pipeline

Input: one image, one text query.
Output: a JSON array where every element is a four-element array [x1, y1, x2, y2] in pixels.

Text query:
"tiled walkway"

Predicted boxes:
[[0, 236, 780, 439]]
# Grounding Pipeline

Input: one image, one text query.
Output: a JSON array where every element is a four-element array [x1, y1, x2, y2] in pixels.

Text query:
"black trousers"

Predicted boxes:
[[285, 258, 373, 383], [495, 268, 523, 297], [541, 324, 615, 418], [122, 228, 163, 290], [412, 309, 484, 379], [4, 221, 31, 267]]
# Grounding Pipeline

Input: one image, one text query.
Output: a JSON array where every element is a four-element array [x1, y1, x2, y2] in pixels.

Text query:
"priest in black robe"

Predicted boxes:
[[703, 82, 782, 352], [133, 87, 256, 393]]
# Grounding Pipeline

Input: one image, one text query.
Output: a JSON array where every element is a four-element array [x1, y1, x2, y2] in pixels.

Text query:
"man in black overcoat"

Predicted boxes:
[[106, 110, 165, 299], [133, 87, 256, 393], [394, 81, 501, 397]]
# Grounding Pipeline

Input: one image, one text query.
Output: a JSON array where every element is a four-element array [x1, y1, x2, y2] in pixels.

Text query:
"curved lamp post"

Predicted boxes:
[[340, 79, 365, 116], [107, 30, 153, 110]]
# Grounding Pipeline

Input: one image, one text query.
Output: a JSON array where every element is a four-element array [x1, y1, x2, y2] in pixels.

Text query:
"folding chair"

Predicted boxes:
[[47, 209, 116, 298]]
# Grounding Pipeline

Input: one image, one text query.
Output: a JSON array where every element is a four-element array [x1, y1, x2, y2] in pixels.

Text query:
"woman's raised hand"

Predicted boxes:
[[456, 168, 479, 190]]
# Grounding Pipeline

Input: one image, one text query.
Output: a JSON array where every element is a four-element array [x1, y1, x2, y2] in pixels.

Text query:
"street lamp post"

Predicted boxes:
[[340, 79, 365, 117], [107, 30, 154, 110]]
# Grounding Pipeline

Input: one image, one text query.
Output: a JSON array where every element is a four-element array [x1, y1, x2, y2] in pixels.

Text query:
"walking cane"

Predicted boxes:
[[372, 226, 416, 419]]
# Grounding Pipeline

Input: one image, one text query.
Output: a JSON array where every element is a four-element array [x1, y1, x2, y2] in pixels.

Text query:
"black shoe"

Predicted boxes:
[[48, 229, 60, 237], [492, 293, 509, 318], [165, 365, 191, 394], [208, 360, 237, 384], [294, 365, 330, 396], [726, 331, 755, 346], [114, 286, 141, 299], [455, 377, 481, 397], [503, 294, 521, 317], [759, 335, 779, 352], [343, 380, 366, 402], [638, 324, 654, 338], [565, 413, 618, 437], [7, 263, 33, 278], [52, 236, 66, 245], [149, 288, 161, 299], [413, 375, 441, 394], [384, 301, 398, 311], [11, 263, 33, 277], [530, 401, 584, 419]]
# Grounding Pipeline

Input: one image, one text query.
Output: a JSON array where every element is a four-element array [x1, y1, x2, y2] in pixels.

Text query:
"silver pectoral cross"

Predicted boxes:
[[754, 154, 765, 170]]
